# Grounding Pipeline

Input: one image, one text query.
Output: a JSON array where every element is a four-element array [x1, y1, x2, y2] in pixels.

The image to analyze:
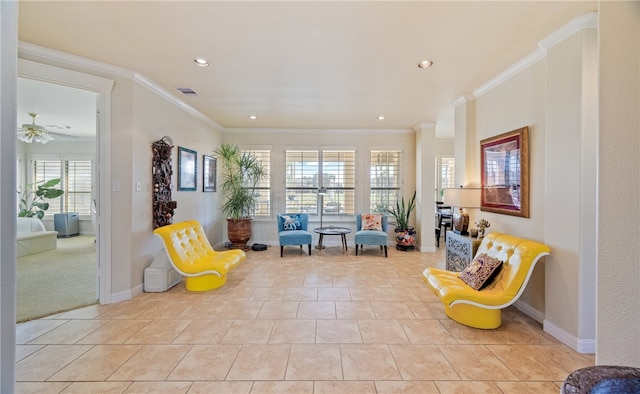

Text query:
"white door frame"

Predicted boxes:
[[17, 58, 114, 304]]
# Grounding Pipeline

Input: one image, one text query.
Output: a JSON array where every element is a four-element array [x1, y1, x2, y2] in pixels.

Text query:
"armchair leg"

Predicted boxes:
[[308, 244, 311, 255], [355, 245, 359, 256], [280, 246, 283, 258], [384, 245, 387, 257]]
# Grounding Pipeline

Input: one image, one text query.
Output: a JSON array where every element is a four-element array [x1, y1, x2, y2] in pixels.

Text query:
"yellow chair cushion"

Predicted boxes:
[[153, 220, 246, 291]]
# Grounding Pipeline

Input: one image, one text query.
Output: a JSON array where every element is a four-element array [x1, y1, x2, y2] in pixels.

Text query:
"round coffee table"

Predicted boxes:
[[314, 227, 351, 255]]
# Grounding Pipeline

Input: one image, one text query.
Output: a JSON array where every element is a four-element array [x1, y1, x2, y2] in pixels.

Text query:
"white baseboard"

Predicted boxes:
[[543, 319, 596, 354], [514, 300, 545, 323], [514, 300, 595, 354], [109, 283, 143, 304]]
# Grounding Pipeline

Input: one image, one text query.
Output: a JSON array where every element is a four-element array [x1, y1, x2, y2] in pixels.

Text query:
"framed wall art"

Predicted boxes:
[[178, 146, 197, 191], [480, 126, 529, 217], [203, 154, 216, 192]]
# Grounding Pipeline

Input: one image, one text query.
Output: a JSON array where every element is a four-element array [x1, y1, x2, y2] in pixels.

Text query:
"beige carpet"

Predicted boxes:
[[16, 235, 97, 322]]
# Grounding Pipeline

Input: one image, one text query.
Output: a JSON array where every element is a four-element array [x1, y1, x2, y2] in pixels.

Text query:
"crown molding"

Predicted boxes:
[[19, 41, 133, 79], [539, 12, 598, 50], [132, 73, 224, 130], [451, 94, 475, 108], [18, 41, 222, 130], [472, 11, 598, 98]]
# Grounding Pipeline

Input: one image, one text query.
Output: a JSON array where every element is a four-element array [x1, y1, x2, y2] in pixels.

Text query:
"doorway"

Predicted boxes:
[[18, 58, 115, 309], [16, 77, 98, 321]]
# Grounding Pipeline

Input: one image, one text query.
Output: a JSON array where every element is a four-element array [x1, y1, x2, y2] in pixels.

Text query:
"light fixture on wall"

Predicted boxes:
[[17, 112, 54, 144], [443, 186, 481, 235]]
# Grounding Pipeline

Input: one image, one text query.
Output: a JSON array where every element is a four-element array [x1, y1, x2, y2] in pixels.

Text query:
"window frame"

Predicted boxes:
[[240, 146, 272, 219], [284, 146, 357, 218], [369, 149, 402, 214], [28, 154, 94, 219]]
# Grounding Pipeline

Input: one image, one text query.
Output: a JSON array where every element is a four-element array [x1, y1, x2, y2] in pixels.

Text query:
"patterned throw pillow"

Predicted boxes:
[[361, 213, 382, 231], [458, 253, 503, 290], [282, 215, 302, 231]]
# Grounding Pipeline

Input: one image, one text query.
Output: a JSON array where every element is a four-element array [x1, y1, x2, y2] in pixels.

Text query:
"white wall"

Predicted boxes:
[[545, 27, 598, 350], [130, 82, 224, 288], [597, 1, 640, 366], [473, 59, 548, 316], [452, 13, 601, 353], [224, 130, 417, 247]]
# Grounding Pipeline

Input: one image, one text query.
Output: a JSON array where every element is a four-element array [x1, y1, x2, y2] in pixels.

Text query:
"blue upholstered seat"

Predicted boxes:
[[354, 213, 388, 257], [278, 213, 312, 257]]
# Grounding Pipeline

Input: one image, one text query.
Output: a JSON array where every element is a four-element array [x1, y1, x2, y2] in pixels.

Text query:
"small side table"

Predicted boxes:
[[314, 227, 351, 255], [446, 231, 482, 272]]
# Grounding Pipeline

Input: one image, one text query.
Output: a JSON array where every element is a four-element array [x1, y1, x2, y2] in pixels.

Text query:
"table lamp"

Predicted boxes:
[[443, 187, 481, 235]]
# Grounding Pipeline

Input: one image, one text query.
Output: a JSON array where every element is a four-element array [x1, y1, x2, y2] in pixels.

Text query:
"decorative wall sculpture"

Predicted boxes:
[[152, 136, 178, 228]]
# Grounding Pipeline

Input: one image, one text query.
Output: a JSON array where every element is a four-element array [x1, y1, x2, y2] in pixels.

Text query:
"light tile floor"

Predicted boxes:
[[16, 243, 594, 393]]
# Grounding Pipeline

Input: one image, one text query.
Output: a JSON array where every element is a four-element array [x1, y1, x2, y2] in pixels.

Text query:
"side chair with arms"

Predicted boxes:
[[278, 213, 312, 257], [354, 213, 388, 257]]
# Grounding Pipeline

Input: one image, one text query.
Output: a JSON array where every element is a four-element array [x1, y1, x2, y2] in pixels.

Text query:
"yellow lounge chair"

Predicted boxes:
[[423, 232, 550, 329], [153, 220, 246, 291]]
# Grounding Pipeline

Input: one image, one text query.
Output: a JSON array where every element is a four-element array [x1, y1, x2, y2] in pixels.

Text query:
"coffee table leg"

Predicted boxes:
[[342, 234, 348, 250], [318, 234, 323, 255]]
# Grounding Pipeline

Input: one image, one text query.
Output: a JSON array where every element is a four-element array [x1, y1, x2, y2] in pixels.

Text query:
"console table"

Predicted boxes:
[[446, 231, 482, 272]]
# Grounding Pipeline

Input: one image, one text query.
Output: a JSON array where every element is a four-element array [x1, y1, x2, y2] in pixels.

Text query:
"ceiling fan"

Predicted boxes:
[[17, 112, 71, 144]]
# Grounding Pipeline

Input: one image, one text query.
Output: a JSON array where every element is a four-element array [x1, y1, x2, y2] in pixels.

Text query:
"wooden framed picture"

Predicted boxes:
[[178, 146, 197, 191], [203, 154, 216, 192], [480, 126, 529, 217]]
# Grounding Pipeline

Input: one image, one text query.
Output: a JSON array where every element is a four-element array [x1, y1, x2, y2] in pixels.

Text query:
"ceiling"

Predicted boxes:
[[17, 1, 597, 138], [17, 78, 97, 139]]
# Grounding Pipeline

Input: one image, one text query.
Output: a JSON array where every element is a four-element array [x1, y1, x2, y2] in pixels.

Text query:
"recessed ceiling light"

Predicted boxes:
[[377, 115, 385, 120], [249, 115, 257, 120], [194, 58, 209, 67], [418, 60, 433, 69]]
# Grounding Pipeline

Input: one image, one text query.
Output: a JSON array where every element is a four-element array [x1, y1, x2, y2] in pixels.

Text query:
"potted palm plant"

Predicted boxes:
[[386, 190, 417, 251], [213, 143, 268, 250]]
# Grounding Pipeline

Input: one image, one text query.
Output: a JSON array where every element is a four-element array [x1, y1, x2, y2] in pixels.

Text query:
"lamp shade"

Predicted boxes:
[[443, 187, 481, 208], [443, 187, 481, 235]]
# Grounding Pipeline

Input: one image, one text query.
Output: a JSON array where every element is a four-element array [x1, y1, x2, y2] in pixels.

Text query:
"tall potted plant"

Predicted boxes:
[[386, 190, 417, 251], [213, 143, 268, 250]]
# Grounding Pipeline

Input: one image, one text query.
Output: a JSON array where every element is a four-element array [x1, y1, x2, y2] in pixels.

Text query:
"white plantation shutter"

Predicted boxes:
[[370, 150, 401, 213], [65, 160, 93, 215], [285, 150, 320, 214], [242, 149, 271, 216]]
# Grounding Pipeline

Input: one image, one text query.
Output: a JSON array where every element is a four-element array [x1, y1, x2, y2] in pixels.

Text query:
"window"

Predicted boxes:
[[285, 149, 356, 216], [322, 150, 356, 215], [435, 157, 455, 201], [31, 157, 93, 216], [32, 160, 63, 214], [370, 150, 401, 213], [64, 161, 93, 215], [242, 149, 271, 217]]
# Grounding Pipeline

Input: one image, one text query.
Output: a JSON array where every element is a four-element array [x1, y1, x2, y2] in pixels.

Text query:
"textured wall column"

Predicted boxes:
[[597, 1, 640, 365], [0, 2, 18, 391]]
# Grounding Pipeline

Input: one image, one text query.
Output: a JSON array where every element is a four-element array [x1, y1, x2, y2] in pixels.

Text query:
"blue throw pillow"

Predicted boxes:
[[282, 215, 302, 231]]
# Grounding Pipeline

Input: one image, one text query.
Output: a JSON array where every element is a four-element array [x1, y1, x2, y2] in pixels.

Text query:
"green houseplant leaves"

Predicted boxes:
[[18, 178, 65, 219]]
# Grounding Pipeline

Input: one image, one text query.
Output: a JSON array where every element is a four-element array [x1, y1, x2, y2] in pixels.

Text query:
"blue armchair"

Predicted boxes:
[[278, 213, 312, 257], [354, 213, 388, 257]]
